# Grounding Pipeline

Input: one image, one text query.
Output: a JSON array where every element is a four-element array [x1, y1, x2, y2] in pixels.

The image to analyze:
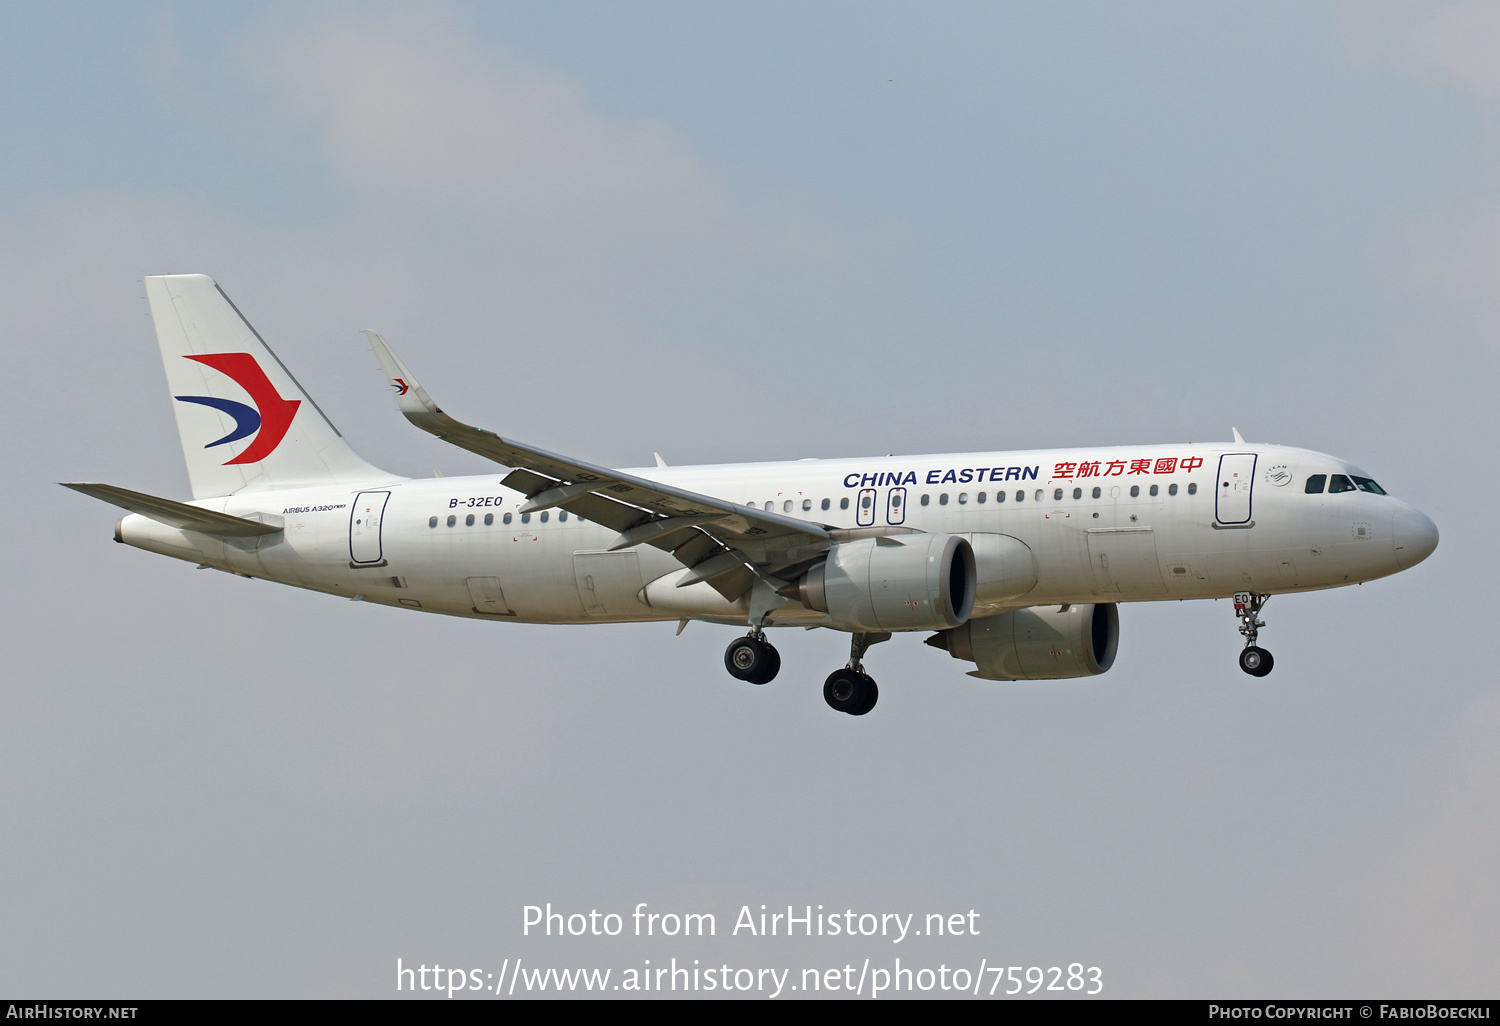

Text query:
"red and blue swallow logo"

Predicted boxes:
[[174, 353, 300, 465]]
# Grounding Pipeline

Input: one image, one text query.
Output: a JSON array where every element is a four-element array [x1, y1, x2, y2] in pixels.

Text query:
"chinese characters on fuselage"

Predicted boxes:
[[840, 456, 1204, 489]]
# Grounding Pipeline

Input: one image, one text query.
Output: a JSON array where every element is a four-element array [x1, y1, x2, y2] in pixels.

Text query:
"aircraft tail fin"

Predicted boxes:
[[145, 274, 387, 498]]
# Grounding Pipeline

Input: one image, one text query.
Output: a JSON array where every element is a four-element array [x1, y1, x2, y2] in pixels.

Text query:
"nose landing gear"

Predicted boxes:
[[823, 631, 889, 715], [724, 631, 780, 685], [1234, 592, 1274, 677]]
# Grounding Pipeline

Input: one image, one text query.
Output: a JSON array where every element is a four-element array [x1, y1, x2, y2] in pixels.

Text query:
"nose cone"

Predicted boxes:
[[1393, 505, 1439, 569]]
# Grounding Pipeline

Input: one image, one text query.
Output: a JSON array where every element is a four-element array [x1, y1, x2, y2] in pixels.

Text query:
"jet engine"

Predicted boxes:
[[962, 532, 1039, 614], [927, 603, 1118, 680], [798, 533, 976, 632]]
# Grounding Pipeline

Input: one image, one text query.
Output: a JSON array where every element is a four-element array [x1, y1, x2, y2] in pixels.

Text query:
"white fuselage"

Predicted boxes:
[[115, 442, 1435, 631]]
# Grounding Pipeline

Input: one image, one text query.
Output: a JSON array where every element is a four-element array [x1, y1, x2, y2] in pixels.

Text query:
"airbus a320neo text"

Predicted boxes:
[[67, 275, 1439, 715]]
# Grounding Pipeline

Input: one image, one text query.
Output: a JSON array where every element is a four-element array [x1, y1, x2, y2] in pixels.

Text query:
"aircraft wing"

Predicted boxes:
[[365, 331, 832, 599]]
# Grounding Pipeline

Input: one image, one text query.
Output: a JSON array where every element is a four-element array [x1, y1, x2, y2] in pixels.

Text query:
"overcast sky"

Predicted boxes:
[[2, 1, 1497, 999]]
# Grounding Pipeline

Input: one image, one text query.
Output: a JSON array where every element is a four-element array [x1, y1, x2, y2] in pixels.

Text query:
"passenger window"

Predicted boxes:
[[428, 516, 438, 528], [503, 512, 512, 524], [783, 500, 792, 512], [1352, 477, 1386, 495], [977, 492, 986, 504], [1092, 486, 1101, 499], [958, 492, 968, 504], [1016, 490, 1025, 502], [1150, 484, 1158, 497], [821, 498, 831, 510], [1329, 474, 1355, 494], [521, 513, 531, 523], [920, 494, 930, 506], [1187, 482, 1197, 495], [840, 497, 849, 510], [802, 499, 812, 511], [1168, 483, 1178, 496], [1053, 488, 1063, 501], [892, 492, 902, 507], [540, 511, 549, 522], [1305, 475, 1326, 494], [1072, 487, 1082, 500], [765, 501, 773, 511], [1035, 489, 1044, 502], [558, 511, 567, 522], [484, 513, 493, 525], [1130, 485, 1139, 498], [861, 495, 872, 509], [939, 493, 949, 505], [996, 490, 1005, 502], [446, 515, 456, 527], [465, 513, 475, 526]]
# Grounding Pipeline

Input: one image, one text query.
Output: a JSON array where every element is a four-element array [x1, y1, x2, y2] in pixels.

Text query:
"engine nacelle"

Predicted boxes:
[[928, 603, 1119, 680], [800, 533, 976, 632], [962, 533, 1039, 615]]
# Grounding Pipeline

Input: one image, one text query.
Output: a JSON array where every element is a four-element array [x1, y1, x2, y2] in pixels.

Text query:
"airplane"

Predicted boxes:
[[65, 274, 1440, 716]]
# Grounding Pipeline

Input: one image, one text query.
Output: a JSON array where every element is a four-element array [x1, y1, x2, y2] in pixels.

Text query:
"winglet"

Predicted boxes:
[[364, 330, 441, 419], [1232, 427, 1245, 444]]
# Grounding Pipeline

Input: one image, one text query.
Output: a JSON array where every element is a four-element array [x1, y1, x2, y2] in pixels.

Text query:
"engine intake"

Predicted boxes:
[[928, 603, 1118, 680], [800, 533, 976, 632]]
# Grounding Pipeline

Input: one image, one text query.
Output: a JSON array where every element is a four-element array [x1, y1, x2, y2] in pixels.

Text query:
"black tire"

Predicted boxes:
[[725, 636, 779, 684], [1239, 646, 1274, 677], [823, 669, 876, 715], [756, 645, 781, 685]]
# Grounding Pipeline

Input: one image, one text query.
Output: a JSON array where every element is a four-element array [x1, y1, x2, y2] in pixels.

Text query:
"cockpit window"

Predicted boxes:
[[1305, 474, 1326, 494], [1352, 476, 1386, 495], [1328, 474, 1355, 494]]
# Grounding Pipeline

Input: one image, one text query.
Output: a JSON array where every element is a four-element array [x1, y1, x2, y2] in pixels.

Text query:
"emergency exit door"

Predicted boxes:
[[349, 490, 390, 565], [886, 487, 906, 525], [1216, 454, 1257, 525]]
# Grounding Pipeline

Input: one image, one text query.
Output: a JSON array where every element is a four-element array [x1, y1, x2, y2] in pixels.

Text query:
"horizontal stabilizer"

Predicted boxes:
[[61, 483, 284, 536]]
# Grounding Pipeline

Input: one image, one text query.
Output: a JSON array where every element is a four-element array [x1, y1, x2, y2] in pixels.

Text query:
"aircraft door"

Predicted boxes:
[[573, 552, 645, 617], [886, 487, 906, 525], [349, 490, 390, 566], [466, 576, 514, 616], [1086, 528, 1168, 596], [1216, 454, 1257, 525], [856, 488, 876, 527]]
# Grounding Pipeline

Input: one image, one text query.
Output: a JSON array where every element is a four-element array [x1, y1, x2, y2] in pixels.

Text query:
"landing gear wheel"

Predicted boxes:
[[823, 668, 878, 715], [761, 646, 781, 683], [1232, 593, 1275, 677], [1239, 646, 1274, 677], [724, 636, 780, 684]]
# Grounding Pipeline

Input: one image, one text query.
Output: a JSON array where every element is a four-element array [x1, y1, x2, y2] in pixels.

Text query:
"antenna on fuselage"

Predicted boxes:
[[1232, 427, 1246, 444]]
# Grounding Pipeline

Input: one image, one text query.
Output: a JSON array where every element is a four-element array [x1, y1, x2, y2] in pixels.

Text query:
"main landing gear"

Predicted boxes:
[[1234, 592, 1274, 677], [724, 630, 780, 685], [721, 628, 891, 716], [823, 631, 889, 716]]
